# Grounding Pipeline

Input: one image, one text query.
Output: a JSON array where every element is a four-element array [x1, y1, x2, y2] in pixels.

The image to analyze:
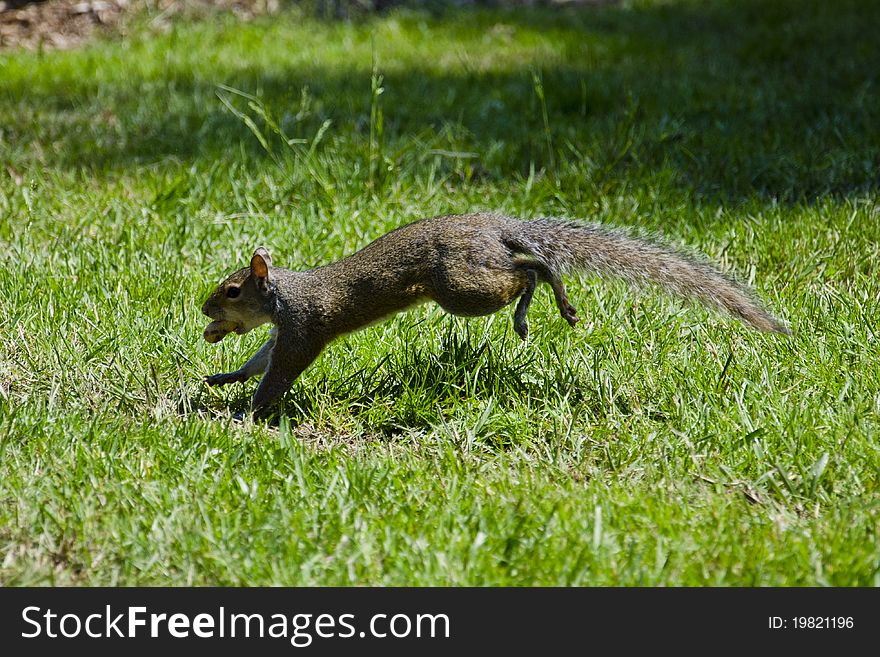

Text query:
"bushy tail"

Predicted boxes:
[[504, 218, 790, 334]]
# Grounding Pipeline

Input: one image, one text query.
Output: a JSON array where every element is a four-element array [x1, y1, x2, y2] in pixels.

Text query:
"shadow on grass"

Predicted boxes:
[[187, 321, 647, 440], [6, 0, 878, 201]]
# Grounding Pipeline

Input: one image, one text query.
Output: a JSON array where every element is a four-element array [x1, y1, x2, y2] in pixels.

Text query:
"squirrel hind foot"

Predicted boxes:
[[560, 302, 580, 328]]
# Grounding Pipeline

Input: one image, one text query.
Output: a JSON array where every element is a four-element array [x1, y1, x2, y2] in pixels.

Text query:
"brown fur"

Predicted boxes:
[[202, 213, 789, 415]]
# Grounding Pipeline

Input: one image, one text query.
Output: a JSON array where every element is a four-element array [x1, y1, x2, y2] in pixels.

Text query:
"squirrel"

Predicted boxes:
[[201, 212, 789, 416]]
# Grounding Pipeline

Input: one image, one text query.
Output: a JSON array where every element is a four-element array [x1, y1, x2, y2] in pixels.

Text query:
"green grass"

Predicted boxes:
[[1, 0, 879, 585]]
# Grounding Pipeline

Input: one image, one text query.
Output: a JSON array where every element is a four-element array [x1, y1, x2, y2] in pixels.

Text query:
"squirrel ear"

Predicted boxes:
[[250, 247, 272, 276], [250, 248, 274, 292]]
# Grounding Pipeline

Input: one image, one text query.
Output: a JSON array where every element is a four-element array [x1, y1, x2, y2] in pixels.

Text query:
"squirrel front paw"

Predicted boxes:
[[204, 371, 243, 387]]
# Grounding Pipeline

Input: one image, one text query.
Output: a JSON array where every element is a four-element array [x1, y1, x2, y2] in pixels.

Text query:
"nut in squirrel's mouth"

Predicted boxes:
[[203, 320, 241, 343]]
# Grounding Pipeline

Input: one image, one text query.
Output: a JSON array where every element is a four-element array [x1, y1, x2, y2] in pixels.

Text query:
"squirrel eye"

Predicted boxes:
[[226, 286, 241, 299]]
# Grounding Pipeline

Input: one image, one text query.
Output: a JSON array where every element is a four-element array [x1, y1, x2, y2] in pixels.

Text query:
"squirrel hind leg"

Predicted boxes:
[[513, 268, 537, 340], [514, 260, 580, 330], [547, 276, 579, 328]]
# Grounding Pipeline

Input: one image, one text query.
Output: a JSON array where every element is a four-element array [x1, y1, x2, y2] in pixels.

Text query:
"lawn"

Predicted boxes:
[[0, 0, 878, 585]]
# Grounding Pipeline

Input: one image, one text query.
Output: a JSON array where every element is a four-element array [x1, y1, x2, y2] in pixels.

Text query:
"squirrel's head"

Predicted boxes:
[[201, 247, 276, 343]]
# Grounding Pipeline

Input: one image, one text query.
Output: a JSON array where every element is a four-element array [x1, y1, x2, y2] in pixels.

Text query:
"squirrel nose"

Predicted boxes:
[[202, 299, 218, 317]]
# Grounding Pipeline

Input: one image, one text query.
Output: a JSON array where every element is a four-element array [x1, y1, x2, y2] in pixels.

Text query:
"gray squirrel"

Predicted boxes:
[[201, 213, 789, 415]]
